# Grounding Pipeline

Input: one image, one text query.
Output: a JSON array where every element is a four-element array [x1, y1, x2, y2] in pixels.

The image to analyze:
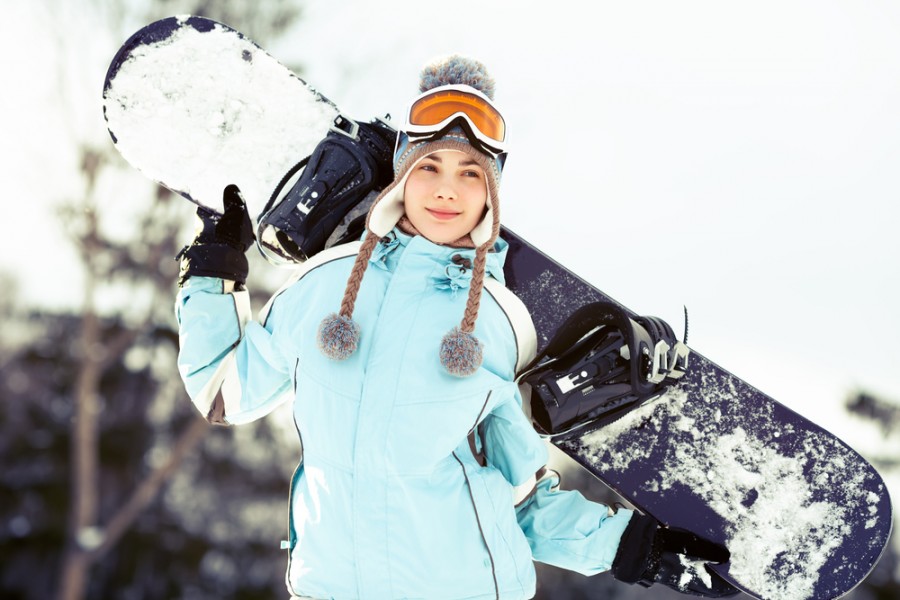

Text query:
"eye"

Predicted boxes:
[[462, 169, 482, 178], [419, 163, 438, 172]]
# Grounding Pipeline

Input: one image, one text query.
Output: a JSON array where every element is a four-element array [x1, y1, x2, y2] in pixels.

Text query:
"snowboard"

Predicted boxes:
[[103, 16, 893, 600]]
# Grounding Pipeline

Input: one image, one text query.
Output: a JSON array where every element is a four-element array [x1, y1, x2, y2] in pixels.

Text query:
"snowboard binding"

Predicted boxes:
[[257, 114, 397, 264], [520, 301, 690, 438]]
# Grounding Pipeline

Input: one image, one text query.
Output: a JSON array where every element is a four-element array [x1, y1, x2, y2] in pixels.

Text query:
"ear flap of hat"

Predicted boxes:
[[470, 196, 494, 247], [366, 175, 408, 238]]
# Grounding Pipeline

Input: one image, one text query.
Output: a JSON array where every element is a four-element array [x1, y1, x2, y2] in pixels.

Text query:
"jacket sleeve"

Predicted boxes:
[[175, 276, 293, 425], [515, 468, 634, 576], [481, 393, 635, 576]]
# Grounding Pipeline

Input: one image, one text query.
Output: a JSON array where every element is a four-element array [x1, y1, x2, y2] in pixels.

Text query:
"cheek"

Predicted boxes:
[[402, 179, 421, 211], [465, 183, 488, 212], [404, 174, 429, 206]]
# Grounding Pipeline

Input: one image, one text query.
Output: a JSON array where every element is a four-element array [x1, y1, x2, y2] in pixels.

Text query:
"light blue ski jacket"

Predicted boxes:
[[176, 230, 634, 599]]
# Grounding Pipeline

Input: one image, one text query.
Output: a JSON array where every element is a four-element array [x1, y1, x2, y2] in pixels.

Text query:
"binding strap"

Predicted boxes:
[[519, 301, 690, 438]]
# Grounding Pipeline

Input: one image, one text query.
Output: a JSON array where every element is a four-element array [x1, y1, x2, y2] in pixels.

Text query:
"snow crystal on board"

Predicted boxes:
[[562, 362, 889, 600], [104, 21, 338, 215], [510, 266, 605, 348]]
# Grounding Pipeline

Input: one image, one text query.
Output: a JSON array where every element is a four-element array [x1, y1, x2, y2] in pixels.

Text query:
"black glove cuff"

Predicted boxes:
[[178, 243, 249, 287], [611, 513, 659, 584]]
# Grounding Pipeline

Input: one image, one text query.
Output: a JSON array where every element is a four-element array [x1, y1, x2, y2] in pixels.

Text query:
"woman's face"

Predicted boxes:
[[403, 150, 488, 244]]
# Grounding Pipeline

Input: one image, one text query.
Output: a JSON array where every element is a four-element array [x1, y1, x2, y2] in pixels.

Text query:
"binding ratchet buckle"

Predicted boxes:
[[330, 114, 360, 139]]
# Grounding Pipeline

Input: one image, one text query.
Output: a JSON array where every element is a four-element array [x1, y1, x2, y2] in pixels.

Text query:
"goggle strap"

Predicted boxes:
[[405, 116, 505, 159]]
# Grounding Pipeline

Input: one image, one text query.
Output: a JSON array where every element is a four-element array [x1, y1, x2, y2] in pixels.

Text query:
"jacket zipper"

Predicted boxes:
[[452, 450, 499, 600], [467, 391, 492, 466], [285, 359, 303, 595]]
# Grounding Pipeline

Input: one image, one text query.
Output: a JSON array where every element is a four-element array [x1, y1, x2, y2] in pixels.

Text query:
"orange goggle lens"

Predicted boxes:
[[408, 90, 506, 143]]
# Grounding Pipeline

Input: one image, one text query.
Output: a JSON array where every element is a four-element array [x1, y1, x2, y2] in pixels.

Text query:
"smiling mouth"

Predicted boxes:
[[426, 208, 461, 221]]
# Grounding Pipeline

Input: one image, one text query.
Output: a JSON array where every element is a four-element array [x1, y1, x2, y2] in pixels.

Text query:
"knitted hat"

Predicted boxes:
[[318, 56, 505, 377]]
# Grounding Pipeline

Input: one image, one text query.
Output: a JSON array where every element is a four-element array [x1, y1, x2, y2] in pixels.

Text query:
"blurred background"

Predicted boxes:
[[0, 0, 897, 598]]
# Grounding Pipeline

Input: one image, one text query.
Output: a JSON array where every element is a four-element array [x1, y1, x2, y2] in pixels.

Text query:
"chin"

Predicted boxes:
[[424, 232, 458, 244]]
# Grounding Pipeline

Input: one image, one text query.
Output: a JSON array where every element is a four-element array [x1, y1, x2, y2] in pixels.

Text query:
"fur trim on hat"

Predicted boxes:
[[419, 55, 496, 100]]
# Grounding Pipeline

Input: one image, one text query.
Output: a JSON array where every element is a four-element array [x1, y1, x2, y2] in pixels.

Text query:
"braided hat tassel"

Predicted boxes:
[[317, 232, 379, 359], [439, 244, 490, 376]]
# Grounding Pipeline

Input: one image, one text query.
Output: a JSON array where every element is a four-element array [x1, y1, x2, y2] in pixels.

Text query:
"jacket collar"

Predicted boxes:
[[369, 228, 508, 285]]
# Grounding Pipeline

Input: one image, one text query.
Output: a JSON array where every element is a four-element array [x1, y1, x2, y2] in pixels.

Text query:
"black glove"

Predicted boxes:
[[612, 513, 740, 597], [177, 185, 255, 286]]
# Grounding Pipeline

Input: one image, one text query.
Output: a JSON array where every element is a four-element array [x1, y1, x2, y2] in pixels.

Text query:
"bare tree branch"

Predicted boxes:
[[90, 416, 210, 559], [50, 2, 306, 598]]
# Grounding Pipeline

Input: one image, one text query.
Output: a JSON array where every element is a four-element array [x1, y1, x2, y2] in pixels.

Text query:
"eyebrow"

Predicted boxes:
[[425, 155, 480, 167]]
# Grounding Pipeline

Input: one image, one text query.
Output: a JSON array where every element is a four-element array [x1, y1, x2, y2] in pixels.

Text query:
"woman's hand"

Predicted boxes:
[[177, 185, 255, 286]]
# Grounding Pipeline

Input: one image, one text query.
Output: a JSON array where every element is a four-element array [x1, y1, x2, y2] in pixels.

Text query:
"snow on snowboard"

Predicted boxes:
[[102, 16, 892, 600]]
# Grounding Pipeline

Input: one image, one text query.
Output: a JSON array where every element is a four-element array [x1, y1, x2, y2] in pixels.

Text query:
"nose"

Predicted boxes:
[[434, 175, 457, 201]]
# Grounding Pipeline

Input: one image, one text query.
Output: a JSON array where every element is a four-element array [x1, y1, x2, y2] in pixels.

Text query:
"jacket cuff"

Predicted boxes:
[[611, 512, 659, 584], [178, 243, 249, 286]]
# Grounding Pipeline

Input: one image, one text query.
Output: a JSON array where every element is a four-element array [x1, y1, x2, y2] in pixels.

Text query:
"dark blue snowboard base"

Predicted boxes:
[[502, 227, 892, 600]]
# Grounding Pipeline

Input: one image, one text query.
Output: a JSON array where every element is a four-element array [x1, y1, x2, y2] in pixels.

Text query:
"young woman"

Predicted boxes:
[[174, 56, 736, 599]]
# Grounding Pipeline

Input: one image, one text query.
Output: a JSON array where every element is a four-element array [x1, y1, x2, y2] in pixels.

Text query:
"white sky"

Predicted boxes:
[[2, 0, 898, 457]]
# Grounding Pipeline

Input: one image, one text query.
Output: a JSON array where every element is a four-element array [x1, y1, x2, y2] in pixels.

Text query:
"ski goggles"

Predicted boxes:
[[403, 84, 508, 158]]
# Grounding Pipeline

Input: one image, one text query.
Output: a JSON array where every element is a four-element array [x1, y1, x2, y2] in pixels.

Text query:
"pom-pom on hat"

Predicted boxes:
[[317, 55, 506, 377], [418, 55, 497, 100]]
